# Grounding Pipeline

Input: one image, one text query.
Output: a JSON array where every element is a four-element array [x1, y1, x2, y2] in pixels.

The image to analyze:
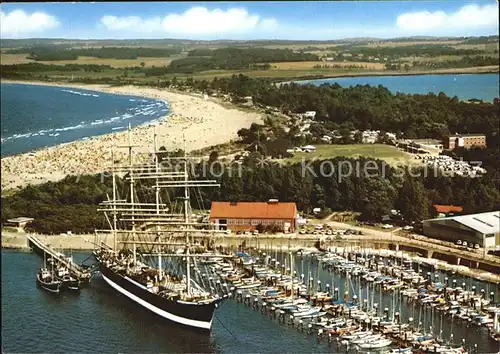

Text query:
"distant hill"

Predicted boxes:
[[1, 35, 497, 49]]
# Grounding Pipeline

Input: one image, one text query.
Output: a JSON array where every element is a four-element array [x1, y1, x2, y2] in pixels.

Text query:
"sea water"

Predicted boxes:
[[0, 83, 170, 157]]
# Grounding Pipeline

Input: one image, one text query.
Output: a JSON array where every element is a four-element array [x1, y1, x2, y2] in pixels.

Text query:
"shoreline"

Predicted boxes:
[[1, 79, 263, 190], [3, 65, 498, 86], [278, 67, 499, 86]]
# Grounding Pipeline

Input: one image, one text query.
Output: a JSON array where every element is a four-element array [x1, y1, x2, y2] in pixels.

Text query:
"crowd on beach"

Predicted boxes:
[[1, 84, 262, 190]]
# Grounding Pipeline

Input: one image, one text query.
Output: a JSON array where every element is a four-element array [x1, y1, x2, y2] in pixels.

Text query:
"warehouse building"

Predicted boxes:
[[210, 200, 297, 233], [423, 211, 500, 249]]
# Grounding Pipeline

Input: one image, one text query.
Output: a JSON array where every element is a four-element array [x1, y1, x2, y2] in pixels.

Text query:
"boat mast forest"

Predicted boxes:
[[93, 124, 231, 330]]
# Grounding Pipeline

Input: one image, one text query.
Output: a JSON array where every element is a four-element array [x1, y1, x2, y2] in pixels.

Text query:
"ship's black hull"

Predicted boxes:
[[56, 276, 80, 291], [98, 263, 217, 331]]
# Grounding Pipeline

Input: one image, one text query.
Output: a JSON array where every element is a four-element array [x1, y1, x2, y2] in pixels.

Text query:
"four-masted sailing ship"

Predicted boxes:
[[93, 125, 229, 331]]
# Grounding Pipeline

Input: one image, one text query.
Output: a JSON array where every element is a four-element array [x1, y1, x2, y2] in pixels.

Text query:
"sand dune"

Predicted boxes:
[[1, 81, 262, 190]]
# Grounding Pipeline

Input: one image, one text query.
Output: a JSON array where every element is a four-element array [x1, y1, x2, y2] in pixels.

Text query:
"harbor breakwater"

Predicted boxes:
[[3, 231, 499, 284]]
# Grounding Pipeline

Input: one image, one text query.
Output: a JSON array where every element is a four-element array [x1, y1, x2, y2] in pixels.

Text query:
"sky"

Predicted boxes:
[[0, 1, 498, 40]]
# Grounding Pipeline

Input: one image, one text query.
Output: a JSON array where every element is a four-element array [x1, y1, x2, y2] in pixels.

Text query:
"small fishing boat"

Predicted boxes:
[[357, 338, 392, 349], [36, 268, 62, 293], [55, 266, 80, 291]]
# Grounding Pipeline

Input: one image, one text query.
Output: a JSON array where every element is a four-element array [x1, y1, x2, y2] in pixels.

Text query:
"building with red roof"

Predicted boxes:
[[433, 205, 464, 215], [210, 200, 297, 232]]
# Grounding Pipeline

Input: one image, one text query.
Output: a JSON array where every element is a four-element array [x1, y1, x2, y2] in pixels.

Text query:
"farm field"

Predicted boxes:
[[0, 53, 186, 68], [279, 144, 418, 166]]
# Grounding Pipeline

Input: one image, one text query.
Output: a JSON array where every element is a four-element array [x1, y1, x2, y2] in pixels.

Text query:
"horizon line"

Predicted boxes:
[[2, 35, 499, 42]]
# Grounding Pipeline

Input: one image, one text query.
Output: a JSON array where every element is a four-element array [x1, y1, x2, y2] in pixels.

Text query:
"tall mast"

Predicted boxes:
[[183, 133, 191, 295], [290, 252, 294, 300], [112, 147, 117, 251], [154, 126, 162, 279], [128, 123, 136, 266]]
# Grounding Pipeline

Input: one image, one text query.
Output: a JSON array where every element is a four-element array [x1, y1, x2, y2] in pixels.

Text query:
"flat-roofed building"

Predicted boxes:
[[443, 134, 486, 150], [210, 200, 297, 233], [5, 217, 34, 231], [423, 211, 500, 249]]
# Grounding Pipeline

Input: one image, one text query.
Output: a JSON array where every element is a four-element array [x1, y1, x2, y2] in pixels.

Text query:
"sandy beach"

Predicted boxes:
[[1, 80, 263, 190]]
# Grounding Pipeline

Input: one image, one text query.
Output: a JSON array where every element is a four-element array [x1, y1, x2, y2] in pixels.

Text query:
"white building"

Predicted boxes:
[[423, 211, 500, 249], [303, 111, 316, 119]]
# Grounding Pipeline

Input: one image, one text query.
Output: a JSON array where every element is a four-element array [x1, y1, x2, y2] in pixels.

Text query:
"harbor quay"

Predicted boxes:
[[3, 230, 499, 284]]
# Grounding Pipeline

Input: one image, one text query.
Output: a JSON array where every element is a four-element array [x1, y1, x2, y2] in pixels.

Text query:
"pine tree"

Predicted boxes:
[[397, 174, 429, 223]]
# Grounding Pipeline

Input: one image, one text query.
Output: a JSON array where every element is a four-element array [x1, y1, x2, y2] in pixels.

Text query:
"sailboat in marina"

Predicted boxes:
[[93, 125, 230, 331]]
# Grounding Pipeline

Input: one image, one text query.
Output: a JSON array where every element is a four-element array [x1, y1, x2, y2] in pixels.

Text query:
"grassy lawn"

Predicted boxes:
[[280, 144, 415, 166]]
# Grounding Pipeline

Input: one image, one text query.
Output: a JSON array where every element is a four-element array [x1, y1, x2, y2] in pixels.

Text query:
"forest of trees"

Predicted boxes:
[[5, 46, 181, 60], [2, 152, 499, 235], [1, 63, 113, 73], [333, 44, 487, 58], [462, 36, 499, 45], [412, 56, 499, 69], [143, 47, 320, 74]]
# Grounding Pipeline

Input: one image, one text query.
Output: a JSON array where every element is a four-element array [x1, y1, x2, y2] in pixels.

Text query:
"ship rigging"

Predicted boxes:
[[93, 124, 231, 331]]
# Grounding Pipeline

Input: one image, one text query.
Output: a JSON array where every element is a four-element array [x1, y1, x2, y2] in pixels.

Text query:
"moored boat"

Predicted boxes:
[[55, 266, 81, 291], [36, 268, 62, 293]]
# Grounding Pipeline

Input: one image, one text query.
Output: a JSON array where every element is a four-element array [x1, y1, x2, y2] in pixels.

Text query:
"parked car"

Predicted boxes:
[[403, 225, 414, 230], [253, 230, 259, 235], [457, 240, 462, 246], [474, 243, 480, 249]]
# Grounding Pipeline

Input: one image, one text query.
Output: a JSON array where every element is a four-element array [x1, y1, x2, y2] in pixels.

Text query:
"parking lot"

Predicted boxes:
[[298, 223, 363, 240]]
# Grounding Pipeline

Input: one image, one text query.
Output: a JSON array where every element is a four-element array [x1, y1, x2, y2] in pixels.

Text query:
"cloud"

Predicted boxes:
[[100, 16, 162, 33], [100, 6, 278, 37], [0, 9, 60, 38], [396, 4, 498, 32]]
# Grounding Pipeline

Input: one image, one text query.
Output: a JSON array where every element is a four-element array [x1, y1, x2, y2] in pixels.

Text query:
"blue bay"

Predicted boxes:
[[294, 73, 499, 102]]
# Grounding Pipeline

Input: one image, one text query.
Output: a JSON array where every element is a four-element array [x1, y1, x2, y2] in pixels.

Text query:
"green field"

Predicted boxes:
[[280, 144, 415, 166]]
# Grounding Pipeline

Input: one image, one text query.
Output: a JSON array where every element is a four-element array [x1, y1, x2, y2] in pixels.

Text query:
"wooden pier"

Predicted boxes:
[[27, 234, 88, 278]]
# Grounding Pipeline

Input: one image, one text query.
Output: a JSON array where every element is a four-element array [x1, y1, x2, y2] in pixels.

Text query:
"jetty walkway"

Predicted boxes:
[[27, 234, 88, 278]]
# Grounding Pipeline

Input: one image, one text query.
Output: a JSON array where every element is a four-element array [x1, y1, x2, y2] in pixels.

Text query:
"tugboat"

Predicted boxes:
[[36, 268, 62, 293]]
